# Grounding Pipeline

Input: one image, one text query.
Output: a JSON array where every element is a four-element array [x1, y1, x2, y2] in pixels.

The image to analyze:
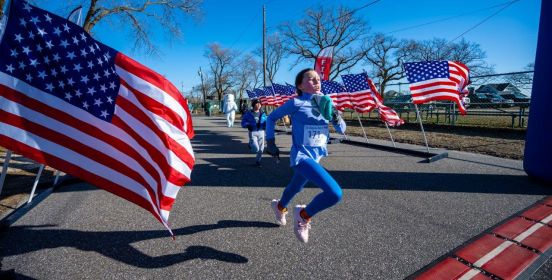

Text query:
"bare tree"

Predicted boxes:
[[363, 33, 410, 96], [205, 43, 237, 101], [264, 34, 285, 83], [49, 0, 204, 55], [232, 54, 262, 101], [279, 5, 370, 81], [404, 38, 493, 77]]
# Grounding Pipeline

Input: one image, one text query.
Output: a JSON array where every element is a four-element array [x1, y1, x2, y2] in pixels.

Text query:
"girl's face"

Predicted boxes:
[[254, 102, 261, 111], [298, 70, 321, 94]]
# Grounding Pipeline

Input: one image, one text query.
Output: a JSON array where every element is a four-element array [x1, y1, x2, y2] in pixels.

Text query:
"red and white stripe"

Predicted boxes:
[[367, 79, 404, 126], [409, 61, 469, 114], [0, 53, 195, 234]]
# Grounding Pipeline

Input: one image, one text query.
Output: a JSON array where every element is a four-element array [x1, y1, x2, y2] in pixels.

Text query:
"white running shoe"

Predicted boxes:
[[293, 205, 311, 243], [271, 199, 288, 226]]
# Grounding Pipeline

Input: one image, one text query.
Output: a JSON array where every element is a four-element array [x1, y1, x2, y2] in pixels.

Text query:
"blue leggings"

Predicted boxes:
[[279, 158, 342, 217]]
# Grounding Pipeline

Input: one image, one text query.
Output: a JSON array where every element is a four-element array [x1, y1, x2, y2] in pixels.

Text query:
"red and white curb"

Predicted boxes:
[[409, 196, 552, 280]]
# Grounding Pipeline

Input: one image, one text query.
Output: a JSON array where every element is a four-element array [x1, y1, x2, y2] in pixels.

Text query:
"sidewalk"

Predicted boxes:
[[0, 115, 550, 279]]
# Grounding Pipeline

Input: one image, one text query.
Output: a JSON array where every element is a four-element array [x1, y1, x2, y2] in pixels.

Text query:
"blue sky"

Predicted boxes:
[[36, 0, 541, 94]]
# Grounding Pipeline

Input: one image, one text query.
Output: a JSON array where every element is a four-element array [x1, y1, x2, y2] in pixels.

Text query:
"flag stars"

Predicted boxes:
[[58, 80, 65, 88], [64, 92, 72, 101], [52, 53, 61, 61], [29, 16, 40, 25], [37, 27, 47, 36], [80, 33, 87, 41], [87, 61, 94, 69], [44, 14, 52, 23], [5, 64, 14, 73], [10, 49, 18, 57], [35, 44, 43, 52], [97, 57, 104, 66], [100, 84, 107, 92], [73, 63, 82, 72], [103, 69, 111, 77], [80, 75, 89, 84], [51, 68, 58, 77], [75, 89, 83, 97], [82, 101, 89, 109], [94, 98, 102, 107], [63, 23, 70, 32], [66, 51, 76, 60], [25, 73, 33, 82], [45, 41, 54, 49], [67, 78, 75, 86], [19, 18, 27, 27], [45, 83, 54, 91], [100, 110, 109, 119], [87, 87, 96, 95], [29, 58, 39, 67], [109, 82, 116, 90], [93, 72, 101, 81], [89, 45, 96, 54], [60, 65, 68, 74], [14, 34, 24, 42], [23, 2, 32, 12], [37, 71, 48, 79], [53, 27, 62, 36], [106, 96, 114, 104], [80, 49, 88, 57], [60, 40, 69, 48], [43, 56, 51, 64], [72, 36, 79, 45], [18, 61, 26, 70]]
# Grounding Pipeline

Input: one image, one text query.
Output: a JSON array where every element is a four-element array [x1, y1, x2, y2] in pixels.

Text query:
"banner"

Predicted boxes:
[[314, 46, 334, 81]]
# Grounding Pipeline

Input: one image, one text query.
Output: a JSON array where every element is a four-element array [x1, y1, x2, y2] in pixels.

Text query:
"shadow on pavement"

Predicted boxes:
[[0, 220, 278, 268]]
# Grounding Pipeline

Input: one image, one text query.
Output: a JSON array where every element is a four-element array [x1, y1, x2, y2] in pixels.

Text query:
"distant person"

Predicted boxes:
[[204, 102, 211, 116], [223, 93, 238, 127], [241, 99, 267, 167], [265, 68, 346, 243]]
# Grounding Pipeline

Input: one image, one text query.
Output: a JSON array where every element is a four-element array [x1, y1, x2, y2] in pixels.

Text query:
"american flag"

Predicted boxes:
[[246, 89, 257, 100], [321, 80, 351, 112], [366, 79, 404, 127], [0, 0, 195, 234], [341, 73, 377, 113], [404, 60, 470, 114], [257, 86, 276, 106], [271, 83, 296, 106]]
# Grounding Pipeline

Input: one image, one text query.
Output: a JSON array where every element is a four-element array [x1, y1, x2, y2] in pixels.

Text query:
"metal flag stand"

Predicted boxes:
[[414, 104, 430, 153], [0, 150, 12, 196], [355, 112, 370, 143]]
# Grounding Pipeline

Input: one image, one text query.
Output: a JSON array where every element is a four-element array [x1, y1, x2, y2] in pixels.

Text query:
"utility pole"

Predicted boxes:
[[198, 67, 206, 106], [262, 5, 267, 87]]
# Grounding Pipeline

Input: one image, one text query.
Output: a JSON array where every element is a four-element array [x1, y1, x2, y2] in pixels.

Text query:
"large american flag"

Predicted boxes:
[[0, 0, 195, 234], [404, 60, 470, 114], [366, 78, 404, 127], [341, 73, 377, 113], [321, 80, 351, 112]]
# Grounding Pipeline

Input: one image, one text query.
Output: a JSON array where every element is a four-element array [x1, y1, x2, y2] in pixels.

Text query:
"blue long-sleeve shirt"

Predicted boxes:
[[241, 110, 267, 131], [266, 92, 346, 166]]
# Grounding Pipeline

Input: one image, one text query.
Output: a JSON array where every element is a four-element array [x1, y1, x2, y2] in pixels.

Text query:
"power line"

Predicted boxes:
[[449, 0, 520, 42], [385, 1, 518, 35]]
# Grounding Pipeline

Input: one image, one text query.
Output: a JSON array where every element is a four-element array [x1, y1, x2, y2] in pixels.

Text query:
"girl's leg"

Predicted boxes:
[[249, 132, 260, 153], [279, 170, 309, 208], [256, 131, 265, 162], [295, 158, 342, 217]]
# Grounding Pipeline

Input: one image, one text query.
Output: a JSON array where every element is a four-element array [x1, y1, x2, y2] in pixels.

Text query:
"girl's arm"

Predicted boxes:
[[266, 99, 296, 140]]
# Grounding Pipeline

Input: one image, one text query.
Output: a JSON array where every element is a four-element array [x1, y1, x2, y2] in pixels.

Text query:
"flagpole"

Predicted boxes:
[[27, 164, 44, 204], [356, 112, 369, 143], [383, 118, 396, 147], [0, 149, 12, 195], [414, 104, 430, 153]]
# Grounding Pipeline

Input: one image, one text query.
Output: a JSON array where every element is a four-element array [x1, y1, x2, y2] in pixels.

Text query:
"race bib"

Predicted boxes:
[[303, 125, 328, 147]]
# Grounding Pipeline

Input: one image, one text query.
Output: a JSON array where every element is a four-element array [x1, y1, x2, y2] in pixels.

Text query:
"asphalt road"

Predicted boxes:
[[1, 116, 550, 279]]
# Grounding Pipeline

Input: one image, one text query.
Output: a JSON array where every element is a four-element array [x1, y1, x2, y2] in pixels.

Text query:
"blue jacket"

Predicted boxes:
[[266, 93, 346, 167], [241, 110, 267, 131]]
